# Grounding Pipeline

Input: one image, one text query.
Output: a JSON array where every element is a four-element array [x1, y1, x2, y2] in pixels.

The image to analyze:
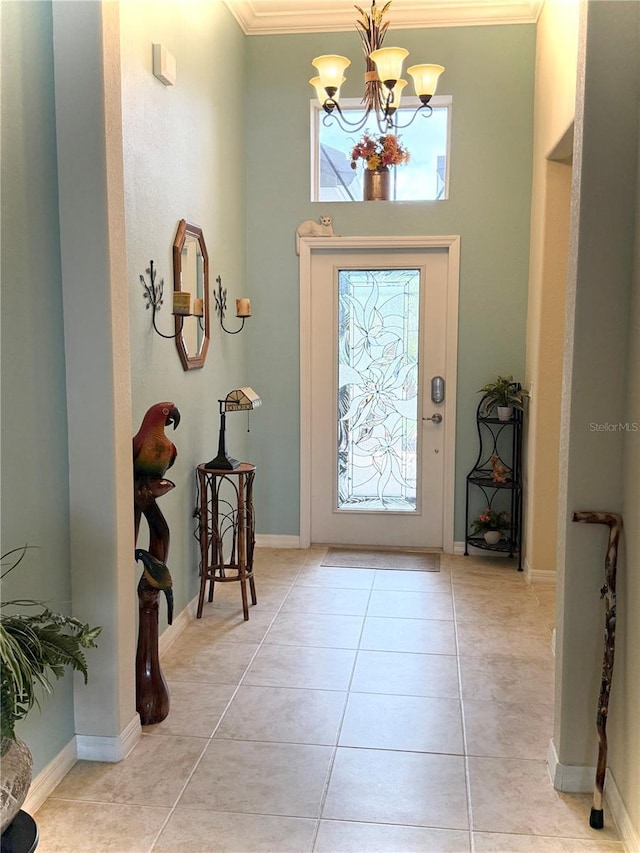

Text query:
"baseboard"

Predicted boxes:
[[255, 534, 300, 548], [524, 556, 557, 585], [76, 713, 141, 762], [530, 572, 556, 583], [158, 594, 199, 658], [22, 737, 77, 815], [21, 595, 201, 813], [606, 769, 640, 853], [548, 742, 639, 851], [547, 738, 595, 792], [453, 541, 466, 555]]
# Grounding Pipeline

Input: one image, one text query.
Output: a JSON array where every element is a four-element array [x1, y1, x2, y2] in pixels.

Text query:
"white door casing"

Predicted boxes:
[[299, 235, 460, 552]]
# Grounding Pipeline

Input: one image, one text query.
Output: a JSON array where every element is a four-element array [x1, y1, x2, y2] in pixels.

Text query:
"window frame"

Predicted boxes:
[[310, 94, 452, 203]]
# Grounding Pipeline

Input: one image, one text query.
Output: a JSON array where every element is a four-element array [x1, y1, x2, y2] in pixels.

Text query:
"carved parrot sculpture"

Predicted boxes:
[[135, 549, 174, 625], [133, 402, 181, 481], [133, 402, 181, 546]]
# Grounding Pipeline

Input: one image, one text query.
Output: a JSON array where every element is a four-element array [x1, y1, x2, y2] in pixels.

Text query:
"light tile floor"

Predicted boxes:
[[34, 549, 624, 852]]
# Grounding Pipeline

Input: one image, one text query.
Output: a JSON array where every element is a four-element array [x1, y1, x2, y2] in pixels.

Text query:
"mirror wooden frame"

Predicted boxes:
[[173, 219, 210, 370]]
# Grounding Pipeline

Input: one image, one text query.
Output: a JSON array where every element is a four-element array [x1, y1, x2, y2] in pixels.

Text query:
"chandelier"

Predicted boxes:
[[310, 0, 445, 134]]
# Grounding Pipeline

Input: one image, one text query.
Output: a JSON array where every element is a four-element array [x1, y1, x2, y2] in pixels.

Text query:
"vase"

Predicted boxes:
[[364, 167, 390, 201], [1, 736, 33, 833], [483, 530, 501, 545], [497, 406, 513, 421]]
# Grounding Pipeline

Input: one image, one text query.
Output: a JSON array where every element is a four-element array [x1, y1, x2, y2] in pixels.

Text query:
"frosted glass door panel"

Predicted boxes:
[[337, 269, 420, 512]]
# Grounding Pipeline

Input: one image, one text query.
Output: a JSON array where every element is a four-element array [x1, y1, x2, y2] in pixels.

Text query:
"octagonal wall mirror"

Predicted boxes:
[[173, 219, 210, 370]]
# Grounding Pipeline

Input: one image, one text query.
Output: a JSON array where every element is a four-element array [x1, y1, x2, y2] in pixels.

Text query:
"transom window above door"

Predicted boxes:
[[311, 96, 451, 202]]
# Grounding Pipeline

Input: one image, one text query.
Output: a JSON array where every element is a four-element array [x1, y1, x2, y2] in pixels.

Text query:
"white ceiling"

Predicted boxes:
[[224, 0, 544, 35]]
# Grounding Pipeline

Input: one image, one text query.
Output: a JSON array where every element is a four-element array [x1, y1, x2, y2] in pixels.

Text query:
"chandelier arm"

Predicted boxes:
[[321, 103, 374, 134], [387, 104, 433, 131]]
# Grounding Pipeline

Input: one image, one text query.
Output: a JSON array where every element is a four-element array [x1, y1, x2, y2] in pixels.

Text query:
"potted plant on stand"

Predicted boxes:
[[478, 375, 525, 421], [471, 509, 511, 545], [1, 547, 101, 834]]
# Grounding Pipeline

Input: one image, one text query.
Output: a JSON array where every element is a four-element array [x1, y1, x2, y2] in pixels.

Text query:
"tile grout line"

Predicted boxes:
[[451, 566, 477, 853], [310, 565, 376, 851], [148, 559, 305, 851]]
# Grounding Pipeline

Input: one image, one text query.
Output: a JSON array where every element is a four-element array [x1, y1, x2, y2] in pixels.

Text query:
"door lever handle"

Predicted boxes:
[[423, 413, 443, 424]]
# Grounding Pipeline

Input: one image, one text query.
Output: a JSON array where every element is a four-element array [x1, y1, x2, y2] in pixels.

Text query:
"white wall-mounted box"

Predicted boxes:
[[152, 43, 176, 86]]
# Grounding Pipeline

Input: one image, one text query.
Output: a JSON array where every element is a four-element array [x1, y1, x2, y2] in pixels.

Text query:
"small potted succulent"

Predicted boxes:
[[478, 375, 524, 421], [471, 509, 511, 545], [0, 547, 101, 832]]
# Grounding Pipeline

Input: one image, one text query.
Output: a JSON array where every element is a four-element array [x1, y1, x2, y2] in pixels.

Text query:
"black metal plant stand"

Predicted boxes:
[[464, 391, 523, 570]]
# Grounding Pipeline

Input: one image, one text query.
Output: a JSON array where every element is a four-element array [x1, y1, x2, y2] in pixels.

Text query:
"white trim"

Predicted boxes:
[[528, 570, 556, 583], [299, 235, 460, 554], [158, 595, 199, 658], [22, 595, 202, 812], [76, 713, 141, 763], [224, 1, 544, 35], [22, 738, 77, 815], [547, 738, 595, 792], [524, 556, 557, 585], [548, 742, 638, 851], [310, 95, 452, 203], [606, 770, 640, 853], [255, 534, 301, 549], [453, 540, 466, 555]]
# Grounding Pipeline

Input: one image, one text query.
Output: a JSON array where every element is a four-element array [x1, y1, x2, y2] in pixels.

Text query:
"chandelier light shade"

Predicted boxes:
[[369, 46, 408, 87], [312, 54, 352, 96], [407, 63, 446, 104], [310, 75, 345, 105], [310, 0, 444, 133], [389, 78, 408, 110]]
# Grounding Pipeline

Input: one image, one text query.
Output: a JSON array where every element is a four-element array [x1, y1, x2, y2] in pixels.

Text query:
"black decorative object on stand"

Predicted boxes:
[[464, 387, 523, 570]]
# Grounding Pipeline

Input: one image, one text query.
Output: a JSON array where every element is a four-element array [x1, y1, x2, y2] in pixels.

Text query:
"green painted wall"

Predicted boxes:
[[0, 1, 534, 778], [0, 1, 76, 772], [245, 24, 535, 540], [121, 0, 248, 621]]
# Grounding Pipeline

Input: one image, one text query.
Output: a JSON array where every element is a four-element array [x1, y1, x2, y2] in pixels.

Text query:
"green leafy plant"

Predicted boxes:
[[471, 509, 510, 534], [478, 375, 524, 413], [0, 547, 101, 741]]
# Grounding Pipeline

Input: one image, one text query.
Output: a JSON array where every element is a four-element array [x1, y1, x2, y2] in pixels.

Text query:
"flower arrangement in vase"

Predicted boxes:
[[350, 133, 410, 200], [471, 509, 511, 545]]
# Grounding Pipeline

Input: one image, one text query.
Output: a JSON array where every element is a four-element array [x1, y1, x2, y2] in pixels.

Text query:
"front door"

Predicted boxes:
[[302, 239, 459, 550]]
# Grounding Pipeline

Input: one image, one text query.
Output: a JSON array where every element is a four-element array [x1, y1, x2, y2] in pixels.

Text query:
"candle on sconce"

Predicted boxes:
[[173, 291, 191, 315], [193, 297, 204, 317], [236, 298, 251, 318]]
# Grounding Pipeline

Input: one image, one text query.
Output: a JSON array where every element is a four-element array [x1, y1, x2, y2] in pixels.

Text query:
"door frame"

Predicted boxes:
[[299, 235, 461, 552]]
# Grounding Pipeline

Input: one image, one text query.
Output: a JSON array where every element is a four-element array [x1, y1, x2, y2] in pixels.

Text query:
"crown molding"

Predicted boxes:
[[224, 0, 544, 35]]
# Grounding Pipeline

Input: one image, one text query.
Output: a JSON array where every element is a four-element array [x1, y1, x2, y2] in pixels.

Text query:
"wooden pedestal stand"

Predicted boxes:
[[133, 478, 172, 725]]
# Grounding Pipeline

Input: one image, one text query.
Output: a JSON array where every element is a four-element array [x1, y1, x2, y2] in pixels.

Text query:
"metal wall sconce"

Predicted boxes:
[[214, 275, 252, 335], [205, 387, 262, 470], [140, 260, 205, 340]]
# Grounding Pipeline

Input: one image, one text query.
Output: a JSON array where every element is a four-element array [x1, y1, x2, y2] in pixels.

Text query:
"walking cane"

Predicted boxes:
[[572, 510, 623, 830]]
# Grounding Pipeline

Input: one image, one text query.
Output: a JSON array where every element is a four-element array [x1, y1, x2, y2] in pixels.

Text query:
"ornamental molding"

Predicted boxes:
[[224, 0, 543, 35]]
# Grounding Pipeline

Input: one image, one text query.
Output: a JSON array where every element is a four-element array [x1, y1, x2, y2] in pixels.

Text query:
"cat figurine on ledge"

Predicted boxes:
[[295, 216, 339, 254]]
